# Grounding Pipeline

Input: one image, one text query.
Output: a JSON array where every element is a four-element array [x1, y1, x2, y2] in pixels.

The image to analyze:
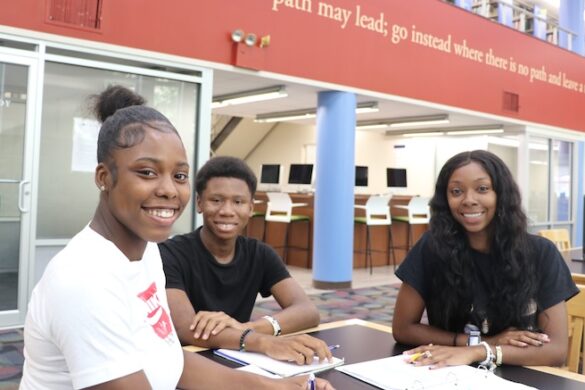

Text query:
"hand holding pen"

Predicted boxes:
[[273, 374, 335, 389], [407, 350, 433, 363], [301, 373, 335, 390], [328, 344, 340, 352], [404, 343, 486, 368]]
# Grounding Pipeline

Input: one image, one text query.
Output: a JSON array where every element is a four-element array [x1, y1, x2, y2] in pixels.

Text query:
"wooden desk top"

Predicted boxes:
[[561, 248, 585, 275], [187, 318, 585, 388]]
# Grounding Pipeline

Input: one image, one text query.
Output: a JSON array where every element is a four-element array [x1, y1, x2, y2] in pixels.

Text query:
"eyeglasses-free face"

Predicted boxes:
[[197, 177, 254, 243], [447, 161, 497, 252], [97, 125, 190, 258]]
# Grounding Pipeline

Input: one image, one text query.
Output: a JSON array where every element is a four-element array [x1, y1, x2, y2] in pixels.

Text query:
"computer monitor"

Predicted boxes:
[[355, 166, 368, 187], [260, 164, 280, 185], [387, 168, 407, 188], [288, 164, 313, 185]]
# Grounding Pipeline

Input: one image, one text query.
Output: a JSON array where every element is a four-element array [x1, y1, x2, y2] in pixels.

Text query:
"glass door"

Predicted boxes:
[[0, 54, 36, 327]]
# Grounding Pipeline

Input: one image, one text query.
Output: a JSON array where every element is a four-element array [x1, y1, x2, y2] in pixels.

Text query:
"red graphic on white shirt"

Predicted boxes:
[[137, 282, 173, 340]]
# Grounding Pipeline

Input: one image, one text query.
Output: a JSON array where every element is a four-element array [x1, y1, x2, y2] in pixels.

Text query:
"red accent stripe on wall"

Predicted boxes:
[[1, 0, 584, 132]]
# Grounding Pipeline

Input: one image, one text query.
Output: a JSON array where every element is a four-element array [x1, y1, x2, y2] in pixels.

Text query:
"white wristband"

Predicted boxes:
[[262, 315, 281, 336], [495, 345, 503, 366], [479, 341, 495, 370]]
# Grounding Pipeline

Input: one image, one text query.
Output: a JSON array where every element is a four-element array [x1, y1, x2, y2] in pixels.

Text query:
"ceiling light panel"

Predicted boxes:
[[212, 85, 287, 108]]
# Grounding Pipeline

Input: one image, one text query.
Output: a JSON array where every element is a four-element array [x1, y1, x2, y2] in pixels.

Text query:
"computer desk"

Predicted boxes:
[[187, 318, 585, 389], [250, 192, 425, 269]]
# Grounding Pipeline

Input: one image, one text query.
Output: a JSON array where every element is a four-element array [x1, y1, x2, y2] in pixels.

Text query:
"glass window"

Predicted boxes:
[[527, 137, 549, 224], [0, 62, 28, 310], [37, 62, 198, 239], [550, 140, 571, 223], [488, 138, 518, 182]]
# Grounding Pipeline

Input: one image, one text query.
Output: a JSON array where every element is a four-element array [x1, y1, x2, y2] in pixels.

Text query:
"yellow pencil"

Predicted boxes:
[[408, 352, 424, 362]]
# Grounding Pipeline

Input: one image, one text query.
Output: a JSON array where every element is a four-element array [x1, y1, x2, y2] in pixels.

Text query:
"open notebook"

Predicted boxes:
[[336, 355, 537, 390], [214, 348, 344, 377]]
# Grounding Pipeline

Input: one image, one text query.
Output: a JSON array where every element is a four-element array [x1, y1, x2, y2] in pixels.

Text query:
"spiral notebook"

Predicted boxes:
[[214, 348, 344, 377], [335, 355, 537, 390]]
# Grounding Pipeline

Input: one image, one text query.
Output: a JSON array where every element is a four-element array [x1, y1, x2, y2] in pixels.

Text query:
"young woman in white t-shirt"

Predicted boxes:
[[21, 86, 334, 390]]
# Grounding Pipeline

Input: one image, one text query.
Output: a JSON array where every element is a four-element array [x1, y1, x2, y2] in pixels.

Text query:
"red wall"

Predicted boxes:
[[2, 0, 585, 131]]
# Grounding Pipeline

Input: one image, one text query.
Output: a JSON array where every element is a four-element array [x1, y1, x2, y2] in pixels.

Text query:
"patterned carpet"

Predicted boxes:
[[252, 284, 400, 326], [0, 328, 23, 390], [0, 284, 400, 387]]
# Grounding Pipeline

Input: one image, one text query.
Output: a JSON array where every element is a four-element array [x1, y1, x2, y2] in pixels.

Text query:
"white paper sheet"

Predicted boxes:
[[214, 348, 344, 377], [336, 355, 538, 390]]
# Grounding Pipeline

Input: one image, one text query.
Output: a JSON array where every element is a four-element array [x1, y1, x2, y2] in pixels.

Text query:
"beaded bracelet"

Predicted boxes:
[[239, 328, 254, 352]]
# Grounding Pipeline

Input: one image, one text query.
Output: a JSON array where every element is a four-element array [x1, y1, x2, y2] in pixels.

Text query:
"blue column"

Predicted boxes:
[[313, 91, 355, 288], [576, 142, 584, 247], [559, 0, 585, 55]]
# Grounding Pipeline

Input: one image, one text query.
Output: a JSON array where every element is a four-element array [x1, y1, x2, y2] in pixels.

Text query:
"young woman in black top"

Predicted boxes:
[[394, 150, 578, 368]]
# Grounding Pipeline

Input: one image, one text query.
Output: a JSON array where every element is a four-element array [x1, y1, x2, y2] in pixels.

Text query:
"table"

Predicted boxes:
[[190, 319, 585, 389], [562, 248, 585, 274]]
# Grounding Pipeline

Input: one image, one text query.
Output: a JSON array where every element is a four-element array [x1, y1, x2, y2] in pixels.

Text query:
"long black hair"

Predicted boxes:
[[427, 150, 535, 334]]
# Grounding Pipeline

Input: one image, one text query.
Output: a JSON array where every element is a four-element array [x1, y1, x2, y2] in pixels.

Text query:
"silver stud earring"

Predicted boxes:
[[99, 185, 105, 191]]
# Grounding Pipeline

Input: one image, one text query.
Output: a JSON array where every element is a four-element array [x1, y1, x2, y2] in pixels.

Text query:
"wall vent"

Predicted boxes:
[[503, 91, 519, 112], [47, 0, 102, 30]]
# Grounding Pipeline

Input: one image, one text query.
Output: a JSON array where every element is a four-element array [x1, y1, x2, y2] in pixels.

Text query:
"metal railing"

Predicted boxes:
[[448, 0, 577, 51]]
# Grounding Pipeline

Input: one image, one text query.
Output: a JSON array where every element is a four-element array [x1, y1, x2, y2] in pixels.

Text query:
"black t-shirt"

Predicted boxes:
[[396, 232, 579, 334], [159, 227, 290, 323]]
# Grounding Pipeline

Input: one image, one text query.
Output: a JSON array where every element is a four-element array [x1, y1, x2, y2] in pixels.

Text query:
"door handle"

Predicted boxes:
[[18, 180, 30, 213]]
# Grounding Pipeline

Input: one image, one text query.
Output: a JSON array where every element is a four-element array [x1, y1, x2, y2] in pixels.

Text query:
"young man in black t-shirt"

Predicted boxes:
[[160, 156, 332, 365]]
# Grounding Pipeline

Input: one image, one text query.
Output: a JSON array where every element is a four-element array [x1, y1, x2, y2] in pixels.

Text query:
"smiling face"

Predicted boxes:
[[197, 177, 253, 244], [95, 124, 190, 258], [446, 161, 497, 252]]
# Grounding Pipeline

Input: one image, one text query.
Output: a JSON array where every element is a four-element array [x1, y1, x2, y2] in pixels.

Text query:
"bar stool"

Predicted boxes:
[[354, 194, 395, 274], [262, 192, 311, 266], [392, 196, 431, 251]]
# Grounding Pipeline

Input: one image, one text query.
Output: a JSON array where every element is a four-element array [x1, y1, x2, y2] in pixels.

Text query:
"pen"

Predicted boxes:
[[328, 344, 340, 351], [307, 372, 316, 390], [407, 350, 432, 363]]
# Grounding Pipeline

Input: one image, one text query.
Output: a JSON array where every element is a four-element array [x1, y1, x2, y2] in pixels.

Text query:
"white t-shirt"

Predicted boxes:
[[21, 226, 184, 389]]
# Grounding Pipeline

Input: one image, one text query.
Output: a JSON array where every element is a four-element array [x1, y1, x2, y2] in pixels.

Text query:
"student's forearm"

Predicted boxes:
[[179, 326, 242, 350], [177, 322, 277, 354], [178, 350, 278, 389], [172, 311, 199, 346], [251, 302, 319, 334], [395, 324, 567, 366], [182, 329, 283, 357], [393, 322, 458, 347], [170, 308, 238, 349], [496, 342, 566, 367]]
